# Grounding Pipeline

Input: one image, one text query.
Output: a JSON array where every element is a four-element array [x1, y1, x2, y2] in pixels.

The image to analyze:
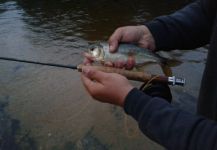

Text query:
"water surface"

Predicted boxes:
[[0, 0, 206, 149]]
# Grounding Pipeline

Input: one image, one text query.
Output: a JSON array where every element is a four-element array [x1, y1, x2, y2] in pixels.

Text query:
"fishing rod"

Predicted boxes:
[[0, 56, 185, 86]]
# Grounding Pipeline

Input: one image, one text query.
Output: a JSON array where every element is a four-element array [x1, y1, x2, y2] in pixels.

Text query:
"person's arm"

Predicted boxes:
[[80, 66, 217, 150], [146, 0, 214, 50], [124, 88, 217, 150]]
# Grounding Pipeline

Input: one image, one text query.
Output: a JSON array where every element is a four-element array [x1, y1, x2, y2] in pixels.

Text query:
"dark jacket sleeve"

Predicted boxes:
[[124, 88, 217, 150], [145, 0, 214, 50]]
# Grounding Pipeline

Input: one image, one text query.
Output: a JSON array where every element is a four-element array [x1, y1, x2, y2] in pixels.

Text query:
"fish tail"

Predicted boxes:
[[154, 53, 168, 65], [158, 55, 182, 76], [160, 64, 173, 76]]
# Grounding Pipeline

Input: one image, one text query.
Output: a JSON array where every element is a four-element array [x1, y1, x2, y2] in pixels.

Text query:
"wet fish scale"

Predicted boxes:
[[88, 42, 163, 66]]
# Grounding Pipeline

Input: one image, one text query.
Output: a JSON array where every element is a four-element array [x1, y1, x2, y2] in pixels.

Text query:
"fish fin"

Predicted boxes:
[[99, 60, 105, 65], [160, 64, 173, 76], [135, 61, 173, 76], [165, 59, 183, 67], [135, 61, 159, 68], [158, 58, 182, 76], [152, 53, 168, 65], [155, 51, 183, 67], [134, 62, 159, 71]]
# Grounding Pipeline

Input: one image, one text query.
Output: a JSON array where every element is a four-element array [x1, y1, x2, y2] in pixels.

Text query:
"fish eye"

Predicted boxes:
[[90, 47, 96, 51]]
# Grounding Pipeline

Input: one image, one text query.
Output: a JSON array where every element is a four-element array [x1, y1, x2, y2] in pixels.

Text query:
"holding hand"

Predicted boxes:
[[109, 25, 156, 52], [81, 66, 134, 107]]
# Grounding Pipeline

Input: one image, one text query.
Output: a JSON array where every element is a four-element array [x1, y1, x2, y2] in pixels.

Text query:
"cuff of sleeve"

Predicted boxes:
[[124, 88, 151, 117]]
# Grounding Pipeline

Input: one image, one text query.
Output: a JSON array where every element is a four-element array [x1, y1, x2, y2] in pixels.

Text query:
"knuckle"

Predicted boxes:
[[115, 27, 123, 34], [88, 69, 97, 77]]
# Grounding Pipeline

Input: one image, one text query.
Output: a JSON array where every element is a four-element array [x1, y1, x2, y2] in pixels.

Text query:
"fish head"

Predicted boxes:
[[88, 43, 105, 61]]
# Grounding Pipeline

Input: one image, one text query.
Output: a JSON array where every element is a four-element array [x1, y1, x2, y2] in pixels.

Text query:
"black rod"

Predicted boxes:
[[0, 57, 78, 70]]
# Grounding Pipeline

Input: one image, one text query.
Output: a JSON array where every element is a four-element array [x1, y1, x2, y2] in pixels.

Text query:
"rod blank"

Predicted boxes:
[[0, 57, 77, 70], [0, 56, 185, 86]]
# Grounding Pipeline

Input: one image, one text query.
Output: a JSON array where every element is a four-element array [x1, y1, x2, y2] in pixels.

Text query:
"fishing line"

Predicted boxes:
[[0, 56, 78, 70], [140, 75, 161, 91]]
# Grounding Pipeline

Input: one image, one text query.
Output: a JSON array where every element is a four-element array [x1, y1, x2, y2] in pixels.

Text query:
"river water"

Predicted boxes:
[[0, 0, 207, 150]]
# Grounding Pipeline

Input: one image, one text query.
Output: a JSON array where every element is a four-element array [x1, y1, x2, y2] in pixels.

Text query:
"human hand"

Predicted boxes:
[[81, 66, 134, 107], [83, 52, 95, 65], [109, 25, 156, 52]]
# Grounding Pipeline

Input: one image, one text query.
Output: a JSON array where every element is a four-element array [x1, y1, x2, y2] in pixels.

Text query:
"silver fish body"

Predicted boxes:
[[88, 42, 164, 65]]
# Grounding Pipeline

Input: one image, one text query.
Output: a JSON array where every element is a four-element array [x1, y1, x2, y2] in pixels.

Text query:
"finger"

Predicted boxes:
[[114, 61, 125, 68], [82, 66, 108, 83], [83, 58, 93, 65], [83, 52, 95, 61], [108, 28, 123, 53], [81, 74, 103, 96], [82, 52, 95, 65], [104, 61, 114, 67], [125, 56, 135, 70]]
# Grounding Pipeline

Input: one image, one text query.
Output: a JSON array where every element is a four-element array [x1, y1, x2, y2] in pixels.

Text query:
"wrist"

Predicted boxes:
[[118, 85, 134, 107]]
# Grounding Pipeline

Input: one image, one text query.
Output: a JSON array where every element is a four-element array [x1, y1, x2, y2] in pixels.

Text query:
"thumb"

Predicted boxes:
[[108, 29, 122, 52], [108, 40, 118, 53], [82, 66, 108, 83]]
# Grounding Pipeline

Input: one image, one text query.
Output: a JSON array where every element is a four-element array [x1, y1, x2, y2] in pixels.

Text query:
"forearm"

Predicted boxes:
[[124, 88, 217, 150], [146, 0, 213, 50]]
